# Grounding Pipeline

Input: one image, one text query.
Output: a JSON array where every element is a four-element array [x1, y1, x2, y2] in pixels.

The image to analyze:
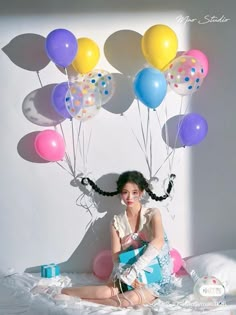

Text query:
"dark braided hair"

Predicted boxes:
[[81, 171, 175, 201]]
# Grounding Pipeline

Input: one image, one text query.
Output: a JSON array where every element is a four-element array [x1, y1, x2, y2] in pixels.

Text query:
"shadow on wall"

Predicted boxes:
[[104, 29, 147, 77], [2, 33, 49, 72], [17, 131, 48, 163], [103, 29, 147, 115], [26, 172, 124, 273]]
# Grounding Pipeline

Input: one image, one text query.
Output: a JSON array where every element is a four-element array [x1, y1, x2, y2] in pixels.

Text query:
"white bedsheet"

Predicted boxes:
[[0, 272, 236, 315]]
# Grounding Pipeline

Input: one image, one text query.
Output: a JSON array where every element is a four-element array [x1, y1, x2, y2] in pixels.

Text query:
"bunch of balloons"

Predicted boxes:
[[132, 24, 209, 146], [34, 28, 115, 162], [45, 29, 100, 73], [45, 28, 114, 122]]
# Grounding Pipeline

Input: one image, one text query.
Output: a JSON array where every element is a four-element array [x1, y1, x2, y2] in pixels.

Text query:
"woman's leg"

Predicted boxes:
[[84, 288, 157, 307], [62, 284, 119, 299]]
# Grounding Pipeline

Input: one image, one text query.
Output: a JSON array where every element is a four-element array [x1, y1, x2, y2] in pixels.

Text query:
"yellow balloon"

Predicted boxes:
[[141, 24, 178, 70], [72, 37, 100, 74]]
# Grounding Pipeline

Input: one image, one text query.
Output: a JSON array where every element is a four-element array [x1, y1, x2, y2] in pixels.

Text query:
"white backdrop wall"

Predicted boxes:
[[0, 0, 235, 274]]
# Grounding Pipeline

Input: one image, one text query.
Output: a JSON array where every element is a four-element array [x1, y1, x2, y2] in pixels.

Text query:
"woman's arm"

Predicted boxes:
[[119, 208, 165, 286], [149, 208, 165, 250], [110, 223, 122, 263]]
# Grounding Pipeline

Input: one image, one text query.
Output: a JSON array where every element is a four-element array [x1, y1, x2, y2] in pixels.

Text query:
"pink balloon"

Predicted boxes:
[[170, 248, 183, 274], [185, 49, 209, 77], [93, 250, 113, 280], [34, 130, 65, 162]]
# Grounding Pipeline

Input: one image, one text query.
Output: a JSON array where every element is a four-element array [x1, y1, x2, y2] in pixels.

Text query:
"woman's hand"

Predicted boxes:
[[131, 278, 144, 289], [119, 266, 138, 286]]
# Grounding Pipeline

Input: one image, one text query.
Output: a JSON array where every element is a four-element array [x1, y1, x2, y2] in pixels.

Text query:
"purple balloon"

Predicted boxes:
[[179, 113, 208, 146], [52, 82, 71, 119], [45, 29, 78, 67]]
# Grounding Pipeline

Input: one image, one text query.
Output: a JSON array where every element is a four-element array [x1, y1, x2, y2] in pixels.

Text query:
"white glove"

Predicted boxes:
[[120, 244, 160, 286]]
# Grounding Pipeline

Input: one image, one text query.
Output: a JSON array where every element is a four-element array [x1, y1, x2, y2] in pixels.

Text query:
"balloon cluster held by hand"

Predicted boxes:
[[134, 24, 209, 146], [36, 26, 209, 163]]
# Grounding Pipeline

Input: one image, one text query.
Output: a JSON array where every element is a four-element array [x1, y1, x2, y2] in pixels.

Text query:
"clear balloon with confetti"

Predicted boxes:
[[84, 69, 114, 105], [165, 56, 205, 96], [65, 81, 101, 121]]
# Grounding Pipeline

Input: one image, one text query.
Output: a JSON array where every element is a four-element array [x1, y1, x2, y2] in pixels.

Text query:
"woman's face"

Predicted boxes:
[[120, 182, 143, 207]]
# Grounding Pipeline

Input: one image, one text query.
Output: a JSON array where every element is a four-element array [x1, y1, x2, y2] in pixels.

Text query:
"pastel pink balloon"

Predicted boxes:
[[185, 49, 209, 77], [93, 250, 113, 280], [34, 130, 65, 162], [170, 248, 183, 274]]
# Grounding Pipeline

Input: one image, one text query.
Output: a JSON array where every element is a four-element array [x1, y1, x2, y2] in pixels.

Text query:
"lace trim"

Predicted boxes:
[[113, 215, 119, 231], [113, 214, 125, 238]]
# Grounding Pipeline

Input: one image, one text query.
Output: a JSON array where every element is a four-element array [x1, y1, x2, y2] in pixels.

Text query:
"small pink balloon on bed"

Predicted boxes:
[[170, 248, 183, 274], [93, 250, 113, 280], [185, 49, 209, 77]]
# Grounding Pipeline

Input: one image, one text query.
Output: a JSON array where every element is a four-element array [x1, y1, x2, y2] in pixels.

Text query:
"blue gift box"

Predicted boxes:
[[118, 244, 162, 290], [40, 263, 60, 278]]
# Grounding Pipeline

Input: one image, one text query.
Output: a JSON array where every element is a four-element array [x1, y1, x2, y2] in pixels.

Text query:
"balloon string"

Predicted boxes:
[[36, 71, 43, 88], [152, 150, 174, 178], [137, 99, 147, 149], [149, 128, 153, 178], [137, 99, 152, 176], [169, 95, 191, 173], [56, 161, 73, 176], [163, 99, 171, 173], [145, 108, 150, 152], [82, 126, 86, 174], [76, 121, 83, 167], [71, 119, 76, 177], [65, 67, 78, 177], [122, 115, 147, 156], [85, 126, 93, 172], [146, 108, 153, 178], [153, 109, 171, 176], [122, 114, 151, 176], [58, 123, 74, 176]]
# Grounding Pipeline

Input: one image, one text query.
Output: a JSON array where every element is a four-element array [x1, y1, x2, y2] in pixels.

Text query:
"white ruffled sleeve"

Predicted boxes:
[[112, 215, 119, 232], [111, 213, 127, 238]]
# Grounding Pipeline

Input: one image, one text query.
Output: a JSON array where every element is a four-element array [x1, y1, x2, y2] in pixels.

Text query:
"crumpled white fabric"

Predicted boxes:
[[30, 275, 72, 295]]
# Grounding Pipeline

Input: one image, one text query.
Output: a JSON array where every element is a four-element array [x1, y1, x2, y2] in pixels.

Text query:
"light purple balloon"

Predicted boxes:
[[45, 29, 78, 67], [179, 113, 208, 146], [51, 82, 71, 119]]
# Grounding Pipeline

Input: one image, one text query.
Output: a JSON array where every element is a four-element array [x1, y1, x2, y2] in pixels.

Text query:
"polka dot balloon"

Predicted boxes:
[[165, 56, 205, 96], [65, 81, 101, 121], [84, 69, 114, 105], [193, 276, 225, 305]]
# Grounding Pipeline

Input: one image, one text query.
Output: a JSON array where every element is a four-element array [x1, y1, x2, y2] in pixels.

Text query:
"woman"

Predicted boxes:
[[61, 171, 175, 307]]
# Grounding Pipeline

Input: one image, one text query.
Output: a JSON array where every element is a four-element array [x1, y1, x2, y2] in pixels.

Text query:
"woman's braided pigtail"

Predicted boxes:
[[81, 177, 118, 196], [145, 174, 176, 202]]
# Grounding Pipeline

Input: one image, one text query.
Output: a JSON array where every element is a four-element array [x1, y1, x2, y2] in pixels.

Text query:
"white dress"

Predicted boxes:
[[112, 207, 173, 296]]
